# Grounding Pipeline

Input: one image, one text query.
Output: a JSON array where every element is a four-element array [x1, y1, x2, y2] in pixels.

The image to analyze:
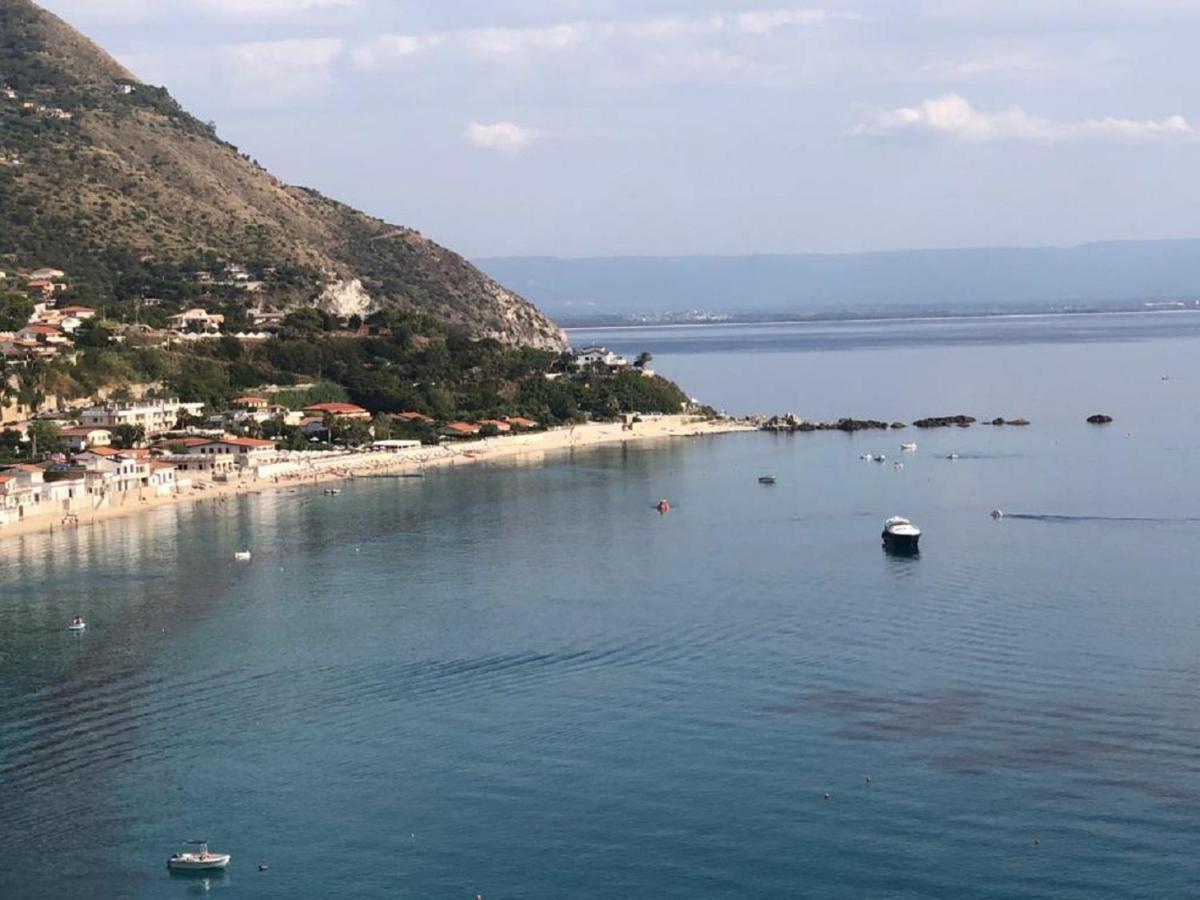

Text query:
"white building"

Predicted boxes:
[[74, 448, 150, 493], [59, 426, 113, 452], [167, 309, 225, 333], [187, 437, 278, 467], [574, 346, 629, 370], [81, 400, 205, 436]]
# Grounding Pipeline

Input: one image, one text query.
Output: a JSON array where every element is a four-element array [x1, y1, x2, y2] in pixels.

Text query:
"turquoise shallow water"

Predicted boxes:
[[4, 313, 1200, 898]]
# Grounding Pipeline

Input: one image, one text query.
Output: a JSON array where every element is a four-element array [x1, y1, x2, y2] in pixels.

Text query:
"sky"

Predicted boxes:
[[35, 0, 1200, 258]]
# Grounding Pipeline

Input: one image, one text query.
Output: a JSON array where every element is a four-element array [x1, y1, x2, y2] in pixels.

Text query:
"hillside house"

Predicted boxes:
[[574, 346, 629, 370], [81, 399, 205, 436], [167, 309, 225, 334], [59, 426, 113, 452], [300, 402, 370, 421], [28, 268, 65, 281]]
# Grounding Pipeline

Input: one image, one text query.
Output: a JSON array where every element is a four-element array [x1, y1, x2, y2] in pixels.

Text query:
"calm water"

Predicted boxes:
[[5, 313, 1200, 898]]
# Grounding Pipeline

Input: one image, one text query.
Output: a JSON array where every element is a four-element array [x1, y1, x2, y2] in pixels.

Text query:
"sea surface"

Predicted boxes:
[[4, 312, 1200, 898]]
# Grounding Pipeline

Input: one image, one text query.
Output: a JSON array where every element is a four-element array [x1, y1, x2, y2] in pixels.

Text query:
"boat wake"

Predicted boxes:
[[1001, 514, 1200, 524]]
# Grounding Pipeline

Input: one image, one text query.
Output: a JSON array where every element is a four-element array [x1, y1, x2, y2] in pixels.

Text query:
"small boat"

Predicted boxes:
[[882, 516, 921, 553], [900, 442, 917, 452], [656, 499, 671, 513], [946, 453, 960, 460], [324, 488, 341, 496], [68, 617, 87, 632], [990, 508, 1004, 519], [758, 475, 776, 485], [234, 551, 252, 561], [167, 840, 231, 872], [872, 454, 886, 463]]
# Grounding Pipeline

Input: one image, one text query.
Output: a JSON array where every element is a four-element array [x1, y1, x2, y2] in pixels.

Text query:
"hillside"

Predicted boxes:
[[0, 0, 566, 349], [479, 240, 1200, 324]]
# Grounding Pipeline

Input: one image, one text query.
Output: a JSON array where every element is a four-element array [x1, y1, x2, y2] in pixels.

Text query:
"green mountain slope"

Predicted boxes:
[[0, 0, 566, 349]]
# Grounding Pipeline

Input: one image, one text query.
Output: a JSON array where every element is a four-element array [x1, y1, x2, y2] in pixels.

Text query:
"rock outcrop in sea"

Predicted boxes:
[[912, 415, 977, 429]]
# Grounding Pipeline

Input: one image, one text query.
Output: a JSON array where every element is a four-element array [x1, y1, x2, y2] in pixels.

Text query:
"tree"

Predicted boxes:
[[0, 294, 33, 332], [27, 420, 64, 457], [634, 351, 653, 369], [112, 423, 146, 449]]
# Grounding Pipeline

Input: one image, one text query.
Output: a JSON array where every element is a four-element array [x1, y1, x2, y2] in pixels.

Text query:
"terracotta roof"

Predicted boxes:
[[203, 437, 276, 449], [393, 411, 434, 423], [478, 419, 512, 431], [153, 436, 209, 448], [507, 417, 539, 428], [301, 402, 368, 416], [231, 396, 269, 406], [22, 324, 63, 335], [443, 422, 481, 435], [59, 426, 109, 437], [80, 446, 121, 457]]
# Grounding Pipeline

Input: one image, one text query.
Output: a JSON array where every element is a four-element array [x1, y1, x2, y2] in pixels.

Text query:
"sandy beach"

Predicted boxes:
[[1, 415, 753, 541]]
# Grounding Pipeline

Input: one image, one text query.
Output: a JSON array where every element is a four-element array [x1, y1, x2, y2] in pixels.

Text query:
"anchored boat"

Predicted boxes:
[[882, 516, 921, 553], [167, 840, 231, 872]]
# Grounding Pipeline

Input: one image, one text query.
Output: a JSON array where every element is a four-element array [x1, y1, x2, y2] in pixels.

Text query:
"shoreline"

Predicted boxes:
[[0, 415, 753, 541]]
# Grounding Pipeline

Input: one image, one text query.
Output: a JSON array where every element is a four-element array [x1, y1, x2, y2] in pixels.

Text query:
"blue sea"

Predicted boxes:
[[4, 312, 1200, 898]]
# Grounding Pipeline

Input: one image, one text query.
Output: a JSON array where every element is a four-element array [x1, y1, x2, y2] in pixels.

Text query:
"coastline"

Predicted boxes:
[[0, 415, 752, 541]]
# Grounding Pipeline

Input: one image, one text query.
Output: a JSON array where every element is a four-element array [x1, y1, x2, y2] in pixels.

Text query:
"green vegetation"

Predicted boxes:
[[47, 310, 687, 426], [0, 293, 33, 331]]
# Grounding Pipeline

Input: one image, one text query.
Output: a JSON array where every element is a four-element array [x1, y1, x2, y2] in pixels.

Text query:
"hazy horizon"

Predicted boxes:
[[37, 1, 1200, 259]]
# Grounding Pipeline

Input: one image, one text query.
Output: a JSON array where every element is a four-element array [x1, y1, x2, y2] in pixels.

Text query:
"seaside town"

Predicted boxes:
[[0, 264, 730, 532]]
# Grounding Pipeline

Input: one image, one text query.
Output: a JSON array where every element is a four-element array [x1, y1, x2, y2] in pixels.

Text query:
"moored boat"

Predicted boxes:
[[758, 475, 776, 485], [68, 616, 87, 632], [167, 840, 231, 872], [234, 550, 252, 561], [882, 516, 921, 553]]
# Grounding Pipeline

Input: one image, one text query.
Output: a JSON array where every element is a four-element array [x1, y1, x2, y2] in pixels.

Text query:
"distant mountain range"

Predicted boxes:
[[478, 241, 1200, 325]]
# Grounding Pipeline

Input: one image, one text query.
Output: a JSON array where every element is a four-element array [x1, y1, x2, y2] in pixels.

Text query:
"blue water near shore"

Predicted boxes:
[[4, 312, 1200, 898]]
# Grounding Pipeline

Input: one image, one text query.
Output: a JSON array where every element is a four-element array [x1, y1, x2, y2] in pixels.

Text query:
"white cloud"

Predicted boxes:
[[466, 24, 591, 62], [351, 34, 441, 71], [463, 121, 541, 152], [735, 9, 841, 34], [223, 38, 345, 107], [197, 0, 357, 19], [852, 94, 1197, 143], [347, 8, 843, 70], [42, 0, 357, 23]]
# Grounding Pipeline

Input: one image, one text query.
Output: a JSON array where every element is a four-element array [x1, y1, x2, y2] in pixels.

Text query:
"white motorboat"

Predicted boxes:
[[234, 551, 252, 561], [900, 442, 917, 452], [324, 488, 341, 496], [882, 516, 921, 553], [68, 618, 87, 632], [167, 841, 231, 872]]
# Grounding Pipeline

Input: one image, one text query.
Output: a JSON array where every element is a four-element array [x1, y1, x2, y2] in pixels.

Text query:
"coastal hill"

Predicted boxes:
[[0, 0, 566, 350], [478, 240, 1200, 324]]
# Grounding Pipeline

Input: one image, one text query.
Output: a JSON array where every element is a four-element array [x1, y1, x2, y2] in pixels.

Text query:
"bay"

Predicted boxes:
[[3, 312, 1200, 898]]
